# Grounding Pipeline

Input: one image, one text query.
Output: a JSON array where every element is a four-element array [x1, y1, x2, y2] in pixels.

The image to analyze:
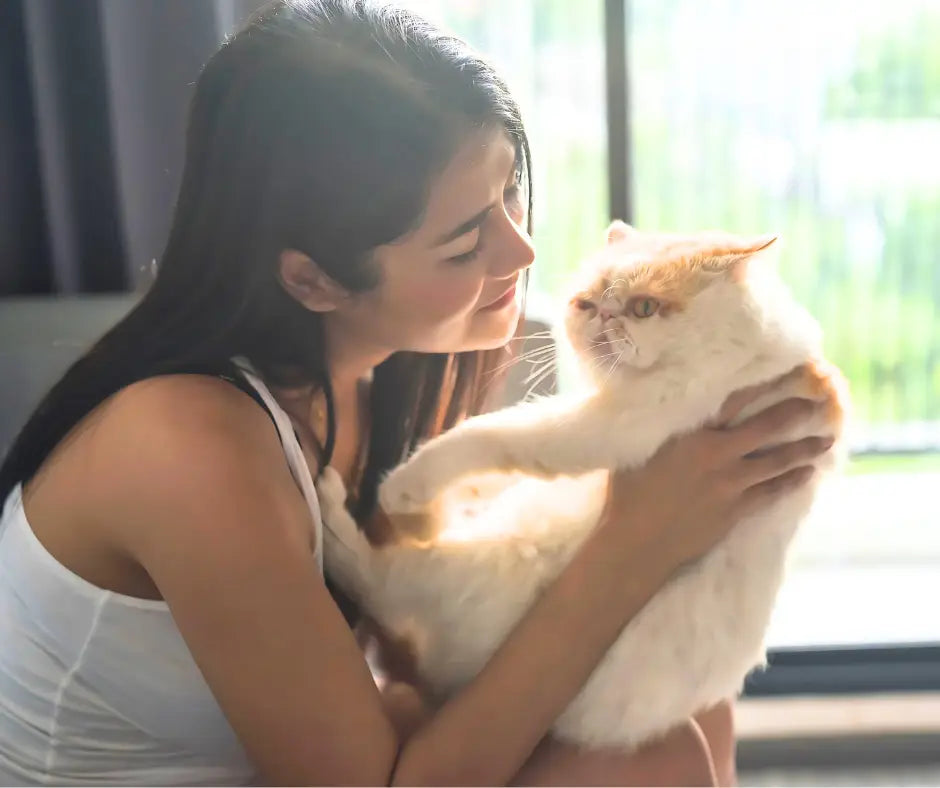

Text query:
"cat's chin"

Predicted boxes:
[[580, 357, 665, 392]]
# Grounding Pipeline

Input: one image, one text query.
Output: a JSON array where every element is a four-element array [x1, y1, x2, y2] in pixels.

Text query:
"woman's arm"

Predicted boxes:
[[372, 632, 721, 787], [89, 375, 821, 785]]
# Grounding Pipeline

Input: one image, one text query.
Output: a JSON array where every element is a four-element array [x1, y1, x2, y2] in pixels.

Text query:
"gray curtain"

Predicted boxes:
[[0, 0, 263, 296]]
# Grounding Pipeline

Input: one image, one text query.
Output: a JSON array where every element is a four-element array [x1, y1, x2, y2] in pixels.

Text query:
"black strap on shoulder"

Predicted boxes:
[[153, 360, 364, 621], [167, 359, 279, 433], [216, 367, 278, 431]]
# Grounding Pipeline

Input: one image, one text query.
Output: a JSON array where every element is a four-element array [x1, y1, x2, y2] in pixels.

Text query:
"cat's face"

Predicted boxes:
[[563, 221, 778, 389]]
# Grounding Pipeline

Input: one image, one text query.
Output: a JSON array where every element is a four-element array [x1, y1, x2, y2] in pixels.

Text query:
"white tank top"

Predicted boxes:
[[0, 365, 323, 785]]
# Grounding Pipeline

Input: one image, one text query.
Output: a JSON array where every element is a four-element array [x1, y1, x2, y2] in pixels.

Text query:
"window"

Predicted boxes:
[[627, 0, 940, 671], [408, 0, 940, 693]]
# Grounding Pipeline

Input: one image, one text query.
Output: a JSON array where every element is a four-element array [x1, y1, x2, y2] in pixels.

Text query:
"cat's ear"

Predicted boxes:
[[738, 234, 778, 256], [606, 219, 636, 245], [704, 235, 778, 281]]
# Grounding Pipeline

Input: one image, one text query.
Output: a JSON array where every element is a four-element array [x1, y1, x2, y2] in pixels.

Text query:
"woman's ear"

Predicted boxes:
[[278, 249, 349, 312]]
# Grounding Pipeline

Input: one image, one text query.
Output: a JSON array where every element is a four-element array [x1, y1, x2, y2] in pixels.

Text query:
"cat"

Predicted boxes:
[[316, 220, 849, 751]]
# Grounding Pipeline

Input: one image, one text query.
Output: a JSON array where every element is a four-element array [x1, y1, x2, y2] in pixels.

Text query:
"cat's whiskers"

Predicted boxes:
[[523, 360, 558, 400], [599, 349, 625, 387], [588, 353, 621, 379], [515, 345, 557, 362], [588, 336, 623, 350], [605, 324, 636, 351], [514, 329, 554, 342], [523, 357, 557, 385], [590, 349, 625, 363], [488, 345, 556, 375], [504, 350, 555, 370]]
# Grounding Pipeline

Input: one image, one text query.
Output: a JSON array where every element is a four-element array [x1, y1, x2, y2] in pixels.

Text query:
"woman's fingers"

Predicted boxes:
[[718, 397, 820, 460], [735, 465, 816, 519], [709, 365, 807, 428], [739, 435, 833, 487]]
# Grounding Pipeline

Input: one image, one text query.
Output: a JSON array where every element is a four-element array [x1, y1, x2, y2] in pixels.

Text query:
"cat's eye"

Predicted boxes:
[[629, 297, 660, 318], [571, 297, 595, 312]]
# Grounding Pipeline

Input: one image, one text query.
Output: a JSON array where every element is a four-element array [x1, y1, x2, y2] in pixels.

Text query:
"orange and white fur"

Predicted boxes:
[[317, 221, 848, 751]]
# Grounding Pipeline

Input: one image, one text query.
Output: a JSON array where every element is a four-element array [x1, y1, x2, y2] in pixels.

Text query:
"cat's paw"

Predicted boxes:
[[316, 466, 348, 510], [378, 461, 434, 516], [378, 458, 456, 543]]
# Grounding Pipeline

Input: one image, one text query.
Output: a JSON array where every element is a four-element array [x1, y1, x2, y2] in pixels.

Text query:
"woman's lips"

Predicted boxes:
[[480, 281, 518, 311]]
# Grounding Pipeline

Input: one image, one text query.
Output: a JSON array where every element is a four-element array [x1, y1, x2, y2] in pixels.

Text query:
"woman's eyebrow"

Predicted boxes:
[[432, 156, 520, 247], [433, 205, 494, 247]]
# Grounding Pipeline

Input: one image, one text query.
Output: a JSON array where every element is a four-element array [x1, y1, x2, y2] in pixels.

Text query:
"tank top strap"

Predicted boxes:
[[230, 358, 323, 571], [157, 358, 323, 572]]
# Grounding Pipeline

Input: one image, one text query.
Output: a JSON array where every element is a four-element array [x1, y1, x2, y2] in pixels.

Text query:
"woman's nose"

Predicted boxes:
[[493, 216, 535, 277], [508, 226, 536, 275]]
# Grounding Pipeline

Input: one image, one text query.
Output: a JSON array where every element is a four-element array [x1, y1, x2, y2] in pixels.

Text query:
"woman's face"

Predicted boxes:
[[324, 127, 535, 361]]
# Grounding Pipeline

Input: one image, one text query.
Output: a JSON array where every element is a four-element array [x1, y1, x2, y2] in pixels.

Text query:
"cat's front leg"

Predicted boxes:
[[316, 467, 377, 602], [379, 394, 610, 517], [378, 423, 503, 518]]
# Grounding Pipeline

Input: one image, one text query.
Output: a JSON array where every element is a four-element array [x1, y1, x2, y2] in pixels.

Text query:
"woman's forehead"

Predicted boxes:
[[411, 128, 518, 242]]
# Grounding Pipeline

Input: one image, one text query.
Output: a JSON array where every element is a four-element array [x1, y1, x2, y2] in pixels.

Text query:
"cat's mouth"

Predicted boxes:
[[584, 329, 637, 372], [564, 303, 640, 376], [590, 327, 636, 349]]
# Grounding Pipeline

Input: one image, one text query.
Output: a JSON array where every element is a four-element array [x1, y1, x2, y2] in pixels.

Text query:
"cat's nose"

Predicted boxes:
[[598, 305, 620, 321]]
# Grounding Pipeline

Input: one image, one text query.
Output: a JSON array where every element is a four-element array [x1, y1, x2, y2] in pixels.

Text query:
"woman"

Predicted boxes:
[[0, 1, 833, 784]]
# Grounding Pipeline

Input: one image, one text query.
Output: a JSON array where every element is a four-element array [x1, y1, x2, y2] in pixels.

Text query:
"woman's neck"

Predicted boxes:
[[325, 323, 390, 396], [267, 333, 383, 486]]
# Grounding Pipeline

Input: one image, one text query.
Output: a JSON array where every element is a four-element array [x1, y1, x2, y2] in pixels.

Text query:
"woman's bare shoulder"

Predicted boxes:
[[39, 373, 312, 551], [96, 372, 285, 473]]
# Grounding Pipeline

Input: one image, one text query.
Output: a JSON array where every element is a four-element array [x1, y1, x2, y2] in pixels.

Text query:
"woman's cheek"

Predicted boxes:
[[407, 270, 483, 323]]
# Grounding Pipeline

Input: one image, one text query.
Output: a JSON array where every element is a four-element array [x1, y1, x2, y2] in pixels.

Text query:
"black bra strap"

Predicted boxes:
[[166, 359, 279, 434], [162, 361, 357, 624], [216, 369, 278, 432]]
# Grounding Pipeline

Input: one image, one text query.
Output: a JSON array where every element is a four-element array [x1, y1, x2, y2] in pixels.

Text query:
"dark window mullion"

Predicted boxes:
[[604, 0, 632, 224]]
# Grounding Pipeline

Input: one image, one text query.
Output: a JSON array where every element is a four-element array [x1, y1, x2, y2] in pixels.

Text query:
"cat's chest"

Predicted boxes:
[[602, 399, 715, 464]]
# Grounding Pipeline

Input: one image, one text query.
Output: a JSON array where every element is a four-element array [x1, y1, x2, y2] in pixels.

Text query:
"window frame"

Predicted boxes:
[[604, 0, 940, 697]]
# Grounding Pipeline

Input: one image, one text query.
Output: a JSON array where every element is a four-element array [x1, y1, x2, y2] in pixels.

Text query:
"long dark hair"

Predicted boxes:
[[0, 0, 533, 521]]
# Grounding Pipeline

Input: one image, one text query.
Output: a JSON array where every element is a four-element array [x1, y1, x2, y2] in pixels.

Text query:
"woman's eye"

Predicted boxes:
[[630, 297, 660, 318], [449, 243, 482, 264], [504, 185, 525, 224]]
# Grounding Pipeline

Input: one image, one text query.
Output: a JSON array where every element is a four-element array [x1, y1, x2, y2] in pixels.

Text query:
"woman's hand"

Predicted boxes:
[[380, 697, 724, 787], [603, 364, 836, 573], [511, 720, 717, 787], [367, 620, 736, 787], [695, 699, 737, 787], [378, 673, 724, 788]]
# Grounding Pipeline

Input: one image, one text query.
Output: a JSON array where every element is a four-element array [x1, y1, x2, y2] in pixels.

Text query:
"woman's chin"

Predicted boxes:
[[467, 304, 522, 350], [410, 303, 521, 355]]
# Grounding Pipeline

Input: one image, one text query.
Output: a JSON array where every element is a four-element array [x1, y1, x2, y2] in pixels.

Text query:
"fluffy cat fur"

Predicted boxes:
[[317, 221, 849, 751]]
